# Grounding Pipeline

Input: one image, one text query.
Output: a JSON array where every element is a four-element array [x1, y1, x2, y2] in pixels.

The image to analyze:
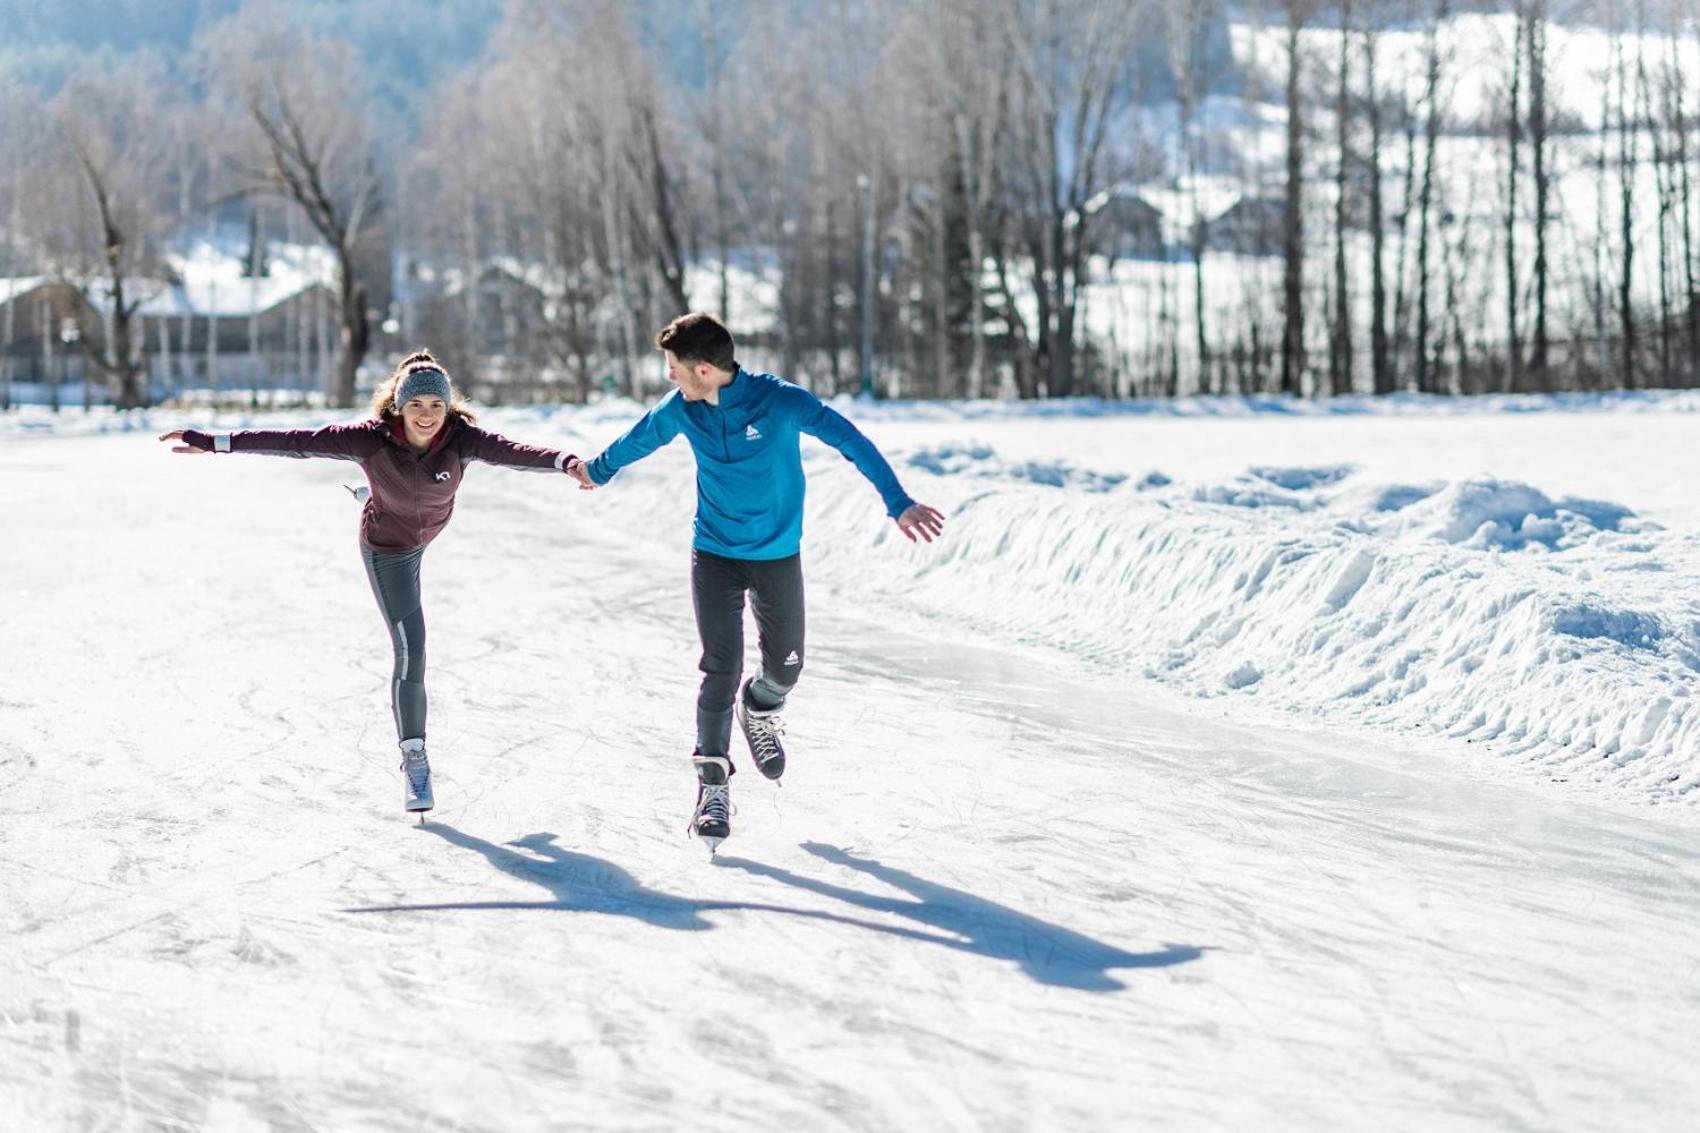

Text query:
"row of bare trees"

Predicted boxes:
[[2, 0, 1699, 408], [0, 0, 382, 408]]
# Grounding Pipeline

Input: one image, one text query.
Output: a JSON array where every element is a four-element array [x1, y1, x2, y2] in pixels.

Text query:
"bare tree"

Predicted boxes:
[[1363, 7, 1393, 395], [1649, 0, 1688, 387], [1167, 0, 1215, 394], [1279, 0, 1315, 396], [1413, 0, 1449, 395], [1504, 3, 1524, 392], [46, 54, 185, 409], [1329, 0, 1354, 396], [1616, 17, 1639, 388], [597, 1, 694, 319], [0, 78, 41, 410], [999, 0, 1140, 398], [914, 0, 1010, 399], [1673, 0, 1699, 384], [200, 3, 385, 408], [1525, 0, 1551, 390]]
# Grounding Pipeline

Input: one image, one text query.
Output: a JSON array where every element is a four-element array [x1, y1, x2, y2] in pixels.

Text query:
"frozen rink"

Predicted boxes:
[[2, 399, 1699, 1130]]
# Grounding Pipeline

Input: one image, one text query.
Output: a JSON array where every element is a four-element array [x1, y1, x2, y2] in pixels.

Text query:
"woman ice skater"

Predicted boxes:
[[159, 349, 582, 819]]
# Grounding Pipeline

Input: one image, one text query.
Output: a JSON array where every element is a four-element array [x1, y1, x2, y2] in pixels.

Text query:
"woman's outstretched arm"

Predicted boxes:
[[460, 425, 578, 474], [157, 423, 382, 461]]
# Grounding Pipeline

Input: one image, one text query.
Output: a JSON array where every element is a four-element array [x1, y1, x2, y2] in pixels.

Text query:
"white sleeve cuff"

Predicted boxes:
[[213, 434, 232, 453], [554, 452, 569, 470]]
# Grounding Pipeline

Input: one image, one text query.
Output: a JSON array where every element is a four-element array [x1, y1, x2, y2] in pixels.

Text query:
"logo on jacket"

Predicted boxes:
[[745, 424, 762, 441], [434, 471, 451, 482]]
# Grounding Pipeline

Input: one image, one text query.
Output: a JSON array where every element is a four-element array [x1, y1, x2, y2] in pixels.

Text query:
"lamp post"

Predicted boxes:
[[857, 173, 875, 399], [63, 319, 84, 412]]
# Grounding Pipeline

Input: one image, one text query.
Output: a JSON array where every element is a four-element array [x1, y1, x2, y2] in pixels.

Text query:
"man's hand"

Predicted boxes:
[[895, 503, 946, 544], [157, 430, 210, 454], [565, 456, 598, 490]]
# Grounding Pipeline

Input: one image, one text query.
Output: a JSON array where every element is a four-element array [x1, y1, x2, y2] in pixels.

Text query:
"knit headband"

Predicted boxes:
[[395, 367, 452, 408]]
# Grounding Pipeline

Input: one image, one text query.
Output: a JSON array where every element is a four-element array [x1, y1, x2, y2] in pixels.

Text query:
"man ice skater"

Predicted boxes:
[[567, 313, 945, 851]]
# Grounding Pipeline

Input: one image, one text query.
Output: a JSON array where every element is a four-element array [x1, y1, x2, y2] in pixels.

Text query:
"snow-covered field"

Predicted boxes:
[[3, 394, 1699, 1129]]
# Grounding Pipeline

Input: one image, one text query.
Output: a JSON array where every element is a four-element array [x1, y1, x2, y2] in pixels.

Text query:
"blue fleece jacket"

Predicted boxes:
[[585, 367, 915, 560]]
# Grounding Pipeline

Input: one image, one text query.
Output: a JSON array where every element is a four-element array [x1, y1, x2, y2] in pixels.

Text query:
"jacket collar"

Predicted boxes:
[[716, 364, 749, 407]]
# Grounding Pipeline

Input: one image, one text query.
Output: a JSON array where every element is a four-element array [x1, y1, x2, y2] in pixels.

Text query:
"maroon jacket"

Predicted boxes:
[[183, 416, 576, 552]]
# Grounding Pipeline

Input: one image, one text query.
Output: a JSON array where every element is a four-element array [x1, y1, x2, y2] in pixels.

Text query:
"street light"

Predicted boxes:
[[62, 318, 83, 409], [857, 173, 875, 399]]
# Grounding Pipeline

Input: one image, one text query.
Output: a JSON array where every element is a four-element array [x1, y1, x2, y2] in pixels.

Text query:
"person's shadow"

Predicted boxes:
[[715, 842, 1203, 992], [346, 825, 1203, 991], [344, 824, 906, 935]]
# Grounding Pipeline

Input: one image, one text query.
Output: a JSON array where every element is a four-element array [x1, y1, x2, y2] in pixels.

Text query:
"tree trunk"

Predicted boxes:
[[1280, 8, 1307, 396], [1169, 5, 1210, 395], [1365, 23, 1392, 395], [337, 252, 368, 408], [1645, 21, 1674, 386], [1330, 0, 1353, 397], [1527, 1, 1551, 389], [1677, 19, 1699, 386], [1618, 29, 1638, 389], [1, 279, 14, 411], [954, 112, 988, 400], [1414, 1, 1447, 396], [1505, 3, 1524, 393]]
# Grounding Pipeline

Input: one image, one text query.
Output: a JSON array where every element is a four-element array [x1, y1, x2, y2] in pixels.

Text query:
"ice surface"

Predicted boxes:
[[2, 394, 1698, 1128]]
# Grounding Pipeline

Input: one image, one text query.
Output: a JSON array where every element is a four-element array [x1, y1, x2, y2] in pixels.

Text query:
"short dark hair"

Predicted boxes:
[[655, 312, 735, 372]]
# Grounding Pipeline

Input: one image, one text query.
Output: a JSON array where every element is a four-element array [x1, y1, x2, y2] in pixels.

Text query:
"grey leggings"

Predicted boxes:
[[361, 545, 428, 742]]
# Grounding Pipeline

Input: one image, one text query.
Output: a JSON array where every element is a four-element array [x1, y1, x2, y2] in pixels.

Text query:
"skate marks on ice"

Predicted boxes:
[[344, 825, 1200, 989], [716, 843, 1203, 991]]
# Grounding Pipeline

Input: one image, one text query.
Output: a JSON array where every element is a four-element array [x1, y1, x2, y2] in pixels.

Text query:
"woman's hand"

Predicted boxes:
[[158, 430, 210, 454], [565, 456, 598, 491]]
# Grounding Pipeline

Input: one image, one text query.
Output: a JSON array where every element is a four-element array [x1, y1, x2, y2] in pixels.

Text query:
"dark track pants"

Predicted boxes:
[[691, 549, 805, 759], [362, 545, 428, 742]]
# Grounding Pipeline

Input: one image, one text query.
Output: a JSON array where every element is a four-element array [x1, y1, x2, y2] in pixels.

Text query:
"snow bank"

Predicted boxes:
[[453, 396, 1700, 805], [803, 452, 1700, 806]]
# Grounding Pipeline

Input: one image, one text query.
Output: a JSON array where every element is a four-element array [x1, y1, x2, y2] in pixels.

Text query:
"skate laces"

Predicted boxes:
[[696, 782, 731, 828], [402, 750, 431, 795], [747, 711, 785, 759]]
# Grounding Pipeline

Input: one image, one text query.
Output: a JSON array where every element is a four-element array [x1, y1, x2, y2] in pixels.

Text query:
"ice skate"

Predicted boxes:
[[688, 752, 733, 852], [400, 738, 434, 819], [737, 678, 787, 782]]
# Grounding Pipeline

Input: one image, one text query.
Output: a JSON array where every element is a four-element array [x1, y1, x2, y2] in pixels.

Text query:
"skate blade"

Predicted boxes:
[[700, 835, 724, 856]]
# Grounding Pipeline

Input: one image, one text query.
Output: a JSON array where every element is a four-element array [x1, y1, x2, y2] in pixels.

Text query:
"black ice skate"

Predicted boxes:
[[688, 752, 733, 852], [737, 679, 787, 781]]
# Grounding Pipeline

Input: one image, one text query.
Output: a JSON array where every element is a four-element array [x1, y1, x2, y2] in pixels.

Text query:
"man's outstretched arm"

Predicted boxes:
[[790, 390, 946, 543], [580, 394, 683, 489]]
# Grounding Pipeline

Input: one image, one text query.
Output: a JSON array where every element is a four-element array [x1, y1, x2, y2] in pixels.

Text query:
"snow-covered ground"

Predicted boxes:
[[3, 394, 1699, 1128]]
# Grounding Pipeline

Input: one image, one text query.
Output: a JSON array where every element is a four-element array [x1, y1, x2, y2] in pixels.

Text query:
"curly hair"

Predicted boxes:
[[370, 349, 477, 422]]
